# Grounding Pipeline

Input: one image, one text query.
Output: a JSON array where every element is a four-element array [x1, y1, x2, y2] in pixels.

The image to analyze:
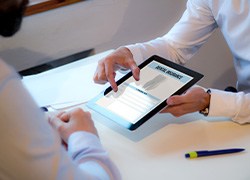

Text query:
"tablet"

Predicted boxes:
[[87, 55, 203, 130]]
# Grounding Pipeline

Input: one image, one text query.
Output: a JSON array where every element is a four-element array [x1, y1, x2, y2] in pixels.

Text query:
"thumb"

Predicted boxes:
[[59, 112, 70, 123], [167, 95, 186, 106]]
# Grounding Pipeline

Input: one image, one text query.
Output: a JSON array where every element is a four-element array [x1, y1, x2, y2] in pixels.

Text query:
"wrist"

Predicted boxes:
[[199, 89, 211, 116]]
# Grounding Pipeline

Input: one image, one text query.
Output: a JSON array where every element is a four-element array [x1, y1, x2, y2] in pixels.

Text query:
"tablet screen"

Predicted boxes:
[[87, 55, 203, 130]]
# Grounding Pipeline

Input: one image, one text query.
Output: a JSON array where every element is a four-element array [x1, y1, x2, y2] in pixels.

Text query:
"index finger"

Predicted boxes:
[[105, 62, 118, 92], [130, 62, 140, 81]]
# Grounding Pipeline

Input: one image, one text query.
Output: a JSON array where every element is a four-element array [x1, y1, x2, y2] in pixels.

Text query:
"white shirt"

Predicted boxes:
[[126, 0, 250, 124], [0, 59, 120, 180]]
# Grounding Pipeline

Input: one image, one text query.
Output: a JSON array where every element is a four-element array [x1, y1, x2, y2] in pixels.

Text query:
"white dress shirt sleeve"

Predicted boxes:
[[209, 89, 250, 124], [68, 131, 120, 180], [126, 0, 217, 65]]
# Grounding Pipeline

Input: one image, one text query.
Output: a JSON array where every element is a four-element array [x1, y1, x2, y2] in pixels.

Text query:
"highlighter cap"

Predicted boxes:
[[185, 151, 198, 158]]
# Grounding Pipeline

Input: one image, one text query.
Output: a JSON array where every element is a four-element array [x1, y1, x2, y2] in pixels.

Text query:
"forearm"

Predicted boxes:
[[126, 37, 186, 65], [0, 60, 119, 179]]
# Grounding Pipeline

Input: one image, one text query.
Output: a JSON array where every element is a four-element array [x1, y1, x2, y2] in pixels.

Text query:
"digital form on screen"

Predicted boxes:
[[96, 60, 193, 124]]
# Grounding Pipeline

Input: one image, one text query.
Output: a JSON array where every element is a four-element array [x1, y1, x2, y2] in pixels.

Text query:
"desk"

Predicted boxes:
[[24, 50, 250, 180], [88, 110, 250, 180]]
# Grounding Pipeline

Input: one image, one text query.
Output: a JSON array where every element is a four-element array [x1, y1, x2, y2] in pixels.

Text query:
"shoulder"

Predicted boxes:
[[0, 59, 17, 83], [187, 0, 226, 11], [186, 0, 212, 15], [188, 0, 209, 7]]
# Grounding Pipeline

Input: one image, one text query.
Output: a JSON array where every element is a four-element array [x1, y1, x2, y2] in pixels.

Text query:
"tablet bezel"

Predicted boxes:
[[87, 55, 203, 130]]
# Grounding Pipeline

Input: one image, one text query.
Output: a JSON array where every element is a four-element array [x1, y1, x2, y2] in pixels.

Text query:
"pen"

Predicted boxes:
[[185, 148, 245, 159], [40, 106, 48, 112]]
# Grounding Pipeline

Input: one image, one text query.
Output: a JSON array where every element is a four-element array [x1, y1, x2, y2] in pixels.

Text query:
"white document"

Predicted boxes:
[[22, 50, 124, 109]]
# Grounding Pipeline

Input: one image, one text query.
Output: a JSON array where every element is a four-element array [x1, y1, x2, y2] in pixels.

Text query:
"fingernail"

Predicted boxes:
[[113, 87, 118, 92]]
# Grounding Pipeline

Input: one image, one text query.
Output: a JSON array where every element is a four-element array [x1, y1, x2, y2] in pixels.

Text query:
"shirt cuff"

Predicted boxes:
[[67, 131, 103, 161], [208, 89, 246, 124]]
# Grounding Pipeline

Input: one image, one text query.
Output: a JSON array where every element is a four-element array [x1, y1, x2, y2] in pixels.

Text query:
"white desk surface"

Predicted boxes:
[[26, 50, 250, 180], [88, 109, 250, 180]]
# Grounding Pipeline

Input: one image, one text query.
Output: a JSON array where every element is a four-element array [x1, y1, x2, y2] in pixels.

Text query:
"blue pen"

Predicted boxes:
[[40, 106, 48, 112], [185, 148, 245, 159]]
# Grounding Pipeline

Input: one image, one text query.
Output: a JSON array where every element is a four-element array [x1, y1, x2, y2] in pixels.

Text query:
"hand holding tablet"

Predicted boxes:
[[88, 55, 203, 130]]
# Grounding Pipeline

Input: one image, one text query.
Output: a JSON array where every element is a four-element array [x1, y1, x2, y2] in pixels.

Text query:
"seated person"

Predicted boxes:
[[0, 0, 120, 179]]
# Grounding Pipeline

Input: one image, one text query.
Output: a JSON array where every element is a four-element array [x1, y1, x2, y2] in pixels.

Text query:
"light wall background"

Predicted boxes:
[[0, 0, 236, 89]]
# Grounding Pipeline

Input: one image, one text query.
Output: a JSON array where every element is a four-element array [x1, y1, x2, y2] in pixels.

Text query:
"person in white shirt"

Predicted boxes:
[[93, 0, 250, 124], [0, 0, 120, 179]]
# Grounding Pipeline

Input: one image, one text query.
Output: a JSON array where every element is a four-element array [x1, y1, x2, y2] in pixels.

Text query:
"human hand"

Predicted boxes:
[[48, 108, 98, 144], [161, 87, 210, 117], [93, 47, 140, 92]]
